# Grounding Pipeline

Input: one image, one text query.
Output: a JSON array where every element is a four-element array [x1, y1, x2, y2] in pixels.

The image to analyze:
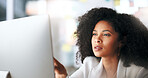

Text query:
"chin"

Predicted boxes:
[[94, 53, 102, 57]]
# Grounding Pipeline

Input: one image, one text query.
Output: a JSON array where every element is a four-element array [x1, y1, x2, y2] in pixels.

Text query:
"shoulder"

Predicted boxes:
[[79, 56, 100, 72], [127, 64, 148, 78], [137, 67, 148, 78], [117, 60, 148, 78], [83, 56, 99, 67], [69, 56, 99, 78]]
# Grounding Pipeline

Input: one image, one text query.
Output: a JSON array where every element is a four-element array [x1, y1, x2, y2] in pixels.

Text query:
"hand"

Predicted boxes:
[[54, 57, 68, 78]]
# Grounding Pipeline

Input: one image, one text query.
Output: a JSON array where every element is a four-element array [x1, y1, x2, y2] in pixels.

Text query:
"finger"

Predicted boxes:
[[53, 57, 62, 66], [53, 57, 59, 66], [54, 66, 59, 74]]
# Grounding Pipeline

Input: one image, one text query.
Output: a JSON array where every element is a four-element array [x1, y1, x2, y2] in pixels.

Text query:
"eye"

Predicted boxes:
[[92, 33, 97, 36], [103, 33, 111, 36]]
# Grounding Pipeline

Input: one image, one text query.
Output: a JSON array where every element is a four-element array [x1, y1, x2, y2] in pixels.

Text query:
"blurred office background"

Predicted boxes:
[[0, 0, 148, 75]]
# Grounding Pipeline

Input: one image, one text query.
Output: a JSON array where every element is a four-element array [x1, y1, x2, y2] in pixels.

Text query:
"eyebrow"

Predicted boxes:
[[93, 30, 97, 32], [93, 30, 113, 33]]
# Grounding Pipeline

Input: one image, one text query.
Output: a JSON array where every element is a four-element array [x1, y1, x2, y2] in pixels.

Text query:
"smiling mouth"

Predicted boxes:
[[94, 46, 103, 51]]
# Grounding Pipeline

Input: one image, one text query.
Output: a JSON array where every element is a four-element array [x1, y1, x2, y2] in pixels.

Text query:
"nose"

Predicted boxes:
[[95, 36, 102, 43]]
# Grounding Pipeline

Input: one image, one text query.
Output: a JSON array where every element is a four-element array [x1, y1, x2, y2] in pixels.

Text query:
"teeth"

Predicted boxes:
[[95, 46, 102, 49], [96, 47, 99, 49]]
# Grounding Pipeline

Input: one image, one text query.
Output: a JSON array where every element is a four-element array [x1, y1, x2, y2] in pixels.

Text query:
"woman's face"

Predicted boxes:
[[91, 20, 121, 58]]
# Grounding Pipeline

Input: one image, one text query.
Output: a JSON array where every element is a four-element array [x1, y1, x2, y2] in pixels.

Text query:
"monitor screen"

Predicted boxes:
[[0, 15, 54, 78]]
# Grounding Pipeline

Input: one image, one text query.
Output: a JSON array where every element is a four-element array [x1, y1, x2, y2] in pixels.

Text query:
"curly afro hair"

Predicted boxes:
[[118, 14, 148, 68], [76, 7, 148, 68]]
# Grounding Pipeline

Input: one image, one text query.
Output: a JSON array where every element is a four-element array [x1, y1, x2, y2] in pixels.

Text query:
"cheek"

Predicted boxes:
[[91, 38, 94, 46], [91, 37, 96, 50], [105, 39, 119, 51]]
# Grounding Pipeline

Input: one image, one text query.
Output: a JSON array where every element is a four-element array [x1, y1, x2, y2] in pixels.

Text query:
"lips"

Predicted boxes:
[[94, 46, 103, 51]]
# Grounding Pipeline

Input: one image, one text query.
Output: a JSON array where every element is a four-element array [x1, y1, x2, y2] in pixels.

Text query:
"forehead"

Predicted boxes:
[[94, 20, 114, 31]]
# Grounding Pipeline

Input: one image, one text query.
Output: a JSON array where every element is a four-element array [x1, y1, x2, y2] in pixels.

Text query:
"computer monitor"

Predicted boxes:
[[0, 15, 54, 78]]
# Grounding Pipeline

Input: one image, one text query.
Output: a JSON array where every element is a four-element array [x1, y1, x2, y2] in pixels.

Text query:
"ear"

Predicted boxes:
[[119, 36, 127, 48]]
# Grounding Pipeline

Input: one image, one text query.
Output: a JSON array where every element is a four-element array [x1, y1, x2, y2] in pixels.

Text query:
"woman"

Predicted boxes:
[[54, 7, 148, 78]]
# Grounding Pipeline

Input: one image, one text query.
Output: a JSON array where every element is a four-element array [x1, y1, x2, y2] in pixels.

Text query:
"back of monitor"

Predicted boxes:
[[0, 15, 54, 78]]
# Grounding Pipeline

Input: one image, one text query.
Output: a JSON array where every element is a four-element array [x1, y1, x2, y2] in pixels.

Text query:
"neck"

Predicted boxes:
[[102, 56, 119, 78]]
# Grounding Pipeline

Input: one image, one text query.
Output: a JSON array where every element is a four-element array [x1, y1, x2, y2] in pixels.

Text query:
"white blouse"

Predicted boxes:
[[68, 56, 148, 78]]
